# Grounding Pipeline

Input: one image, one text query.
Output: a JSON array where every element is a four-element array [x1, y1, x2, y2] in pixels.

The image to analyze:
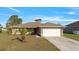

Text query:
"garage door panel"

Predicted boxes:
[[42, 28, 61, 36]]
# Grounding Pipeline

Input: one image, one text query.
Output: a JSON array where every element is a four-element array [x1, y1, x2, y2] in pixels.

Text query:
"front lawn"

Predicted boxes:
[[0, 32, 59, 51], [64, 33, 79, 41]]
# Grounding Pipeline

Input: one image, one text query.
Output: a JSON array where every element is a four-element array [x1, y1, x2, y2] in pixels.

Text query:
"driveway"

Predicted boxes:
[[45, 37, 79, 51]]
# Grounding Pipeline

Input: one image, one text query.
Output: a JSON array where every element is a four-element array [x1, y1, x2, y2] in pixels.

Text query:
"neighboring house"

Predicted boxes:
[[9, 22, 63, 37], [64, 21, 79, 34]]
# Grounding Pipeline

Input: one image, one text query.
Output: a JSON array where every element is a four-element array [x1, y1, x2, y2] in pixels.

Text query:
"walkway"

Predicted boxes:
[[45, 37, 79, 51]]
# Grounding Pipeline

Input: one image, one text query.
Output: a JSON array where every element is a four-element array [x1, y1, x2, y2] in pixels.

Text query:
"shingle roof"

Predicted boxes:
[[67, 21, 79, 27], [9, 22, 63, 28], [42, 23, 63, 27]]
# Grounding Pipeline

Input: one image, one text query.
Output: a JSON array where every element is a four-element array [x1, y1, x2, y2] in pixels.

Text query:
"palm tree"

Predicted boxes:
[[19, 29, 27, 42], [6, 15, 22, 27], [34, 18, 41, 23], [6, 15, 23, 34]]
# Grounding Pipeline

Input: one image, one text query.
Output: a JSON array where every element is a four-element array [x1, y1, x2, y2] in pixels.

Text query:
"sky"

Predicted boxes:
[[0, 7, 79, 27]]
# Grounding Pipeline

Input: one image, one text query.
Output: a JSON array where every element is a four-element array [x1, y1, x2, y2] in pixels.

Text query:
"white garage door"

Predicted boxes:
[[41, 28, 61, 37]]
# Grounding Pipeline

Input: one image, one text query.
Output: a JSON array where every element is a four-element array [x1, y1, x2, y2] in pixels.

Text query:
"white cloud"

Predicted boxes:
[[42, 16, 79, 25], [27, 15, 79, 25], [67, 11, 76, 15], [67, 7, 79, 15], [7, 7, 21, 13], [29, 15, 79, 21], [28, 15, 63, 21]]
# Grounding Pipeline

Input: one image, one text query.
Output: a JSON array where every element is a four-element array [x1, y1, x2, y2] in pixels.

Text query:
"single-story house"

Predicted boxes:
[[64, 21, 79, 34], [9, 22, 63, 37]]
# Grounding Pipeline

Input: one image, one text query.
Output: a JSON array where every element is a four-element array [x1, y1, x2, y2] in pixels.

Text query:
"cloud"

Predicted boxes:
[[67, 11, 76, 15], [7, 7, 21, 13], [67, 7, 79, 15], [27, 15, 62, 21], [26, 15, 79, 25], [29, 15, 78, 21]]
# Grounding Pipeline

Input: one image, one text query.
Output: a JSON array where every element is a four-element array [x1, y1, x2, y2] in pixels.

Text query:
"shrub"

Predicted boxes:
[[6, 28, 12, 34], [0, 29, 2, 33], [19, 29, 27, 35]]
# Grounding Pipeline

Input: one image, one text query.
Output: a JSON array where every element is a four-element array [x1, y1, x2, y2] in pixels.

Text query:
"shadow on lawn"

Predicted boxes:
[[0, 48, 6, 51], [12, 36, 27, 43]]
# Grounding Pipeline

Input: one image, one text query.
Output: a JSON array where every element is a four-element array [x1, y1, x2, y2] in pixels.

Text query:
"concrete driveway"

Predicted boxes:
[[45, 37, 79, 51]]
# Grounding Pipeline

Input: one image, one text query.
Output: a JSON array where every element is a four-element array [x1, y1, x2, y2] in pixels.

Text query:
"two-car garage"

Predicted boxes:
[[41, 28, 63, 37]]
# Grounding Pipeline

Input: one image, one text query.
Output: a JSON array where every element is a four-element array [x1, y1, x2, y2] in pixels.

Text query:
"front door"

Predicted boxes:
[[34, 28, 41, 36]]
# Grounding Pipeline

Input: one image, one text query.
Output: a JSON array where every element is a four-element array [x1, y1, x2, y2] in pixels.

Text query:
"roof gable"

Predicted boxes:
[[67, 21, 79, 27]]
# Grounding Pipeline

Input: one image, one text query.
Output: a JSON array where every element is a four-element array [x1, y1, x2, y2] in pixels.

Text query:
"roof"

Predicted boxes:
[[9, 22, 63, 28], [67, 21, 79, 27], [42, 23, 63, 27]]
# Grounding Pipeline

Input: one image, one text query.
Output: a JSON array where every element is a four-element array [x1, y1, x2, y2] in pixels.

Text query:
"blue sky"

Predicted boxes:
[[0, 7, 79, 27]]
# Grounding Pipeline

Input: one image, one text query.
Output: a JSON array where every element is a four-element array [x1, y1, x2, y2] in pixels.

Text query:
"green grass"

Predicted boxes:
[[64, 33, 79, 41], [0, 32, 59, 51]]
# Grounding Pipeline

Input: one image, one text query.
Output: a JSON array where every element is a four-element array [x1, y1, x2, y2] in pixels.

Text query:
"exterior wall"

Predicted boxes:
[[41, 28, 62, 37], [64, 26, 79, 34], [73, 31, 79, 34], [64, 27, 73, 33], [12, 29, 21, 35], [61, 28, 63, 36]]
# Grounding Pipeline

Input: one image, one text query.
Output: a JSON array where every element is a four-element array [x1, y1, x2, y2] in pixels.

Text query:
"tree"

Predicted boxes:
[[34, 18, 41, 23], [19, 29, 27, 35], [6, 15, 22, 27], [6, 15, 22, 34], [19, 29, 27, 42]]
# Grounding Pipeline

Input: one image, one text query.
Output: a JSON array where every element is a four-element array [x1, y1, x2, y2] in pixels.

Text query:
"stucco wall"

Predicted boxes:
[[73, 31, 79, 34], [12, 29, 21, 35]]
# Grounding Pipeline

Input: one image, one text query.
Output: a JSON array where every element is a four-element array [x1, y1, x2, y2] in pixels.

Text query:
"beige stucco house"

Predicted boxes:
[[9, 22, 63, 37]]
